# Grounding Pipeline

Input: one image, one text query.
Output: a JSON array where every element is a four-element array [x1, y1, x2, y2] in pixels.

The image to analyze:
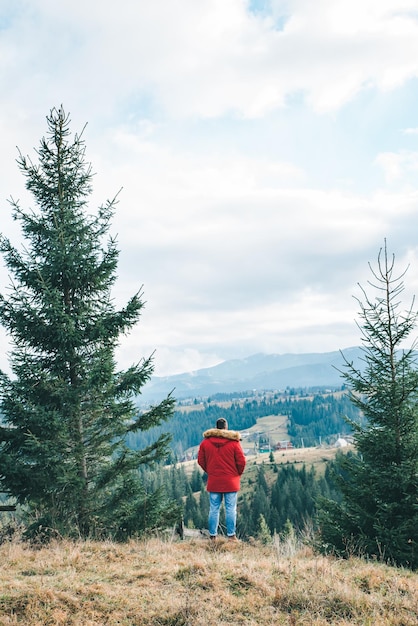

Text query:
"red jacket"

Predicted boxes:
[[197, 428, 246, 493]]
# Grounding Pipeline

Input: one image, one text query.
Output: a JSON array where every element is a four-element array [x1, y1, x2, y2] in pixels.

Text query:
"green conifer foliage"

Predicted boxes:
[[256, 513, 271, 544], [318, 243, 418, 569], [0, 108, 177, 539]]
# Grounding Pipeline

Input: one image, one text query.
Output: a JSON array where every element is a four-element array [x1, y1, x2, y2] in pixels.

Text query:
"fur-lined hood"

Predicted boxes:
[[203, 428, 241, 441]]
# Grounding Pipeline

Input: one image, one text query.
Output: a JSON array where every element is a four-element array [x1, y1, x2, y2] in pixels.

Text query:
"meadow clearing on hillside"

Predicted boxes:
[[178, 442, 343, 479], [0, 535, 416, 625]]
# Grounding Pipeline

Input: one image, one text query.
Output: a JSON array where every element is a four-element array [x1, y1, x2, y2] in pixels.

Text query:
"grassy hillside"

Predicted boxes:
[[178, 439, 344, 480], [0, 535, 416, 625]]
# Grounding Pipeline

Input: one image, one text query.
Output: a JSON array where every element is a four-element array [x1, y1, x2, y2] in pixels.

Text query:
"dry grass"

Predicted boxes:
[[0, 535, 416, 625]]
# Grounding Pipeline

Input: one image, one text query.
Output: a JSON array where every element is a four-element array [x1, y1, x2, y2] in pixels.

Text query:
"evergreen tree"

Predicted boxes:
[[237, 494, 253, 537], [190, 466, 203, 493], [318, 244, 418, 568], [198, 486, 210, 529], [167, 465, 187, 503], [183, 487, 199, 528], [256, 513, 271, 544], [0, 108, 178, 539], [249, 466, 271, 531]]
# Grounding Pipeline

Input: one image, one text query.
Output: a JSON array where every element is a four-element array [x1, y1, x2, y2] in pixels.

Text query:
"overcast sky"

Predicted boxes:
[[2, 0, 418, 377]]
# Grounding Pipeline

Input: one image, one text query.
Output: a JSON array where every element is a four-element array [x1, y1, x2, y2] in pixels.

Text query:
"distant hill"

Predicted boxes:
[[139, 347, 364, 404]]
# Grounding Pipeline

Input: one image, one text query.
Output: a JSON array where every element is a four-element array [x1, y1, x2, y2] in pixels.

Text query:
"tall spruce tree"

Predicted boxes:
[[318, 243, 418, 569], [0, 107, 178, 540]]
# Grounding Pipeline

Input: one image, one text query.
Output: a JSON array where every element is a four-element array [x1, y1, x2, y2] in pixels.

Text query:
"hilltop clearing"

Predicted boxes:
[[0, 536, 416, 625]]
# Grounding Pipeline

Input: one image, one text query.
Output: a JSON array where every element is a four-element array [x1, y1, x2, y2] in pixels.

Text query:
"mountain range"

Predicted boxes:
[[139, 346, 364, 404]]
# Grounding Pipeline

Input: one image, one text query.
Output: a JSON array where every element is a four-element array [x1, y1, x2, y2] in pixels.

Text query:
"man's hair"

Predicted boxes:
[[216, 418, 228, 430]]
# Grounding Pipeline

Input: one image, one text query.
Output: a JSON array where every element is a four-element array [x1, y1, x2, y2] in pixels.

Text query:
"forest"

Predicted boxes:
[[1, 384, 361, 539], [125, 388, 367, 544], [137, 450, 345, 540], [128, 388, 363, 457]]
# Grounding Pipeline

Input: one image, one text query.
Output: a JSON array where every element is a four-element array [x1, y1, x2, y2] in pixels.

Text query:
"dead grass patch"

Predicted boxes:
[[0, 536, 416, 625]]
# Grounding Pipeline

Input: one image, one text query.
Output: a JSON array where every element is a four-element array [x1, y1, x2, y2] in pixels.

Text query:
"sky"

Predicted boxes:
[[2, 0, 418, 377]]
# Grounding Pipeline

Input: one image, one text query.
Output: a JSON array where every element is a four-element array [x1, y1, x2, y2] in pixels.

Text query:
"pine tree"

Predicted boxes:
[[0, 107, 178, 540], [198, 486, 210, 528], [190, 466, 203, 492], [318, 243, 418, 568], [250, 467, 271, 531], [237, 494, 253, 537], [256, 513, 271, 544]]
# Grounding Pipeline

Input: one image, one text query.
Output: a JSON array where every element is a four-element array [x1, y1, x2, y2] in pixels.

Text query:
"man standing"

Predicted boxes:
[[197, 417, 246, 541]]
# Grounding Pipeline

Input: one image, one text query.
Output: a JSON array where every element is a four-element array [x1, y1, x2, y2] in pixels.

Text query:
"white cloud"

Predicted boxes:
[[376, 151, 418, 184], [2, 0, 418, 122], [2, 1, 418, 377]]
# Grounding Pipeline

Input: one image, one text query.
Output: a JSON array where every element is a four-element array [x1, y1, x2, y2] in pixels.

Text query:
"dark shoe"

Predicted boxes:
[[228, 535, 239, 543], [209, 535, 217, 541]]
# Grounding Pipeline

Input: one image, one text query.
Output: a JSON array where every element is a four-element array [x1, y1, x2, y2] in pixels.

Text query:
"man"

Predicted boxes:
[[197, 417, 246, 541]]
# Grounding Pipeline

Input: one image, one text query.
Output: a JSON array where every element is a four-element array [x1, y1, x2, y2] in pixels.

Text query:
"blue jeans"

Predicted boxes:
[[208, 492, 238, 537]]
